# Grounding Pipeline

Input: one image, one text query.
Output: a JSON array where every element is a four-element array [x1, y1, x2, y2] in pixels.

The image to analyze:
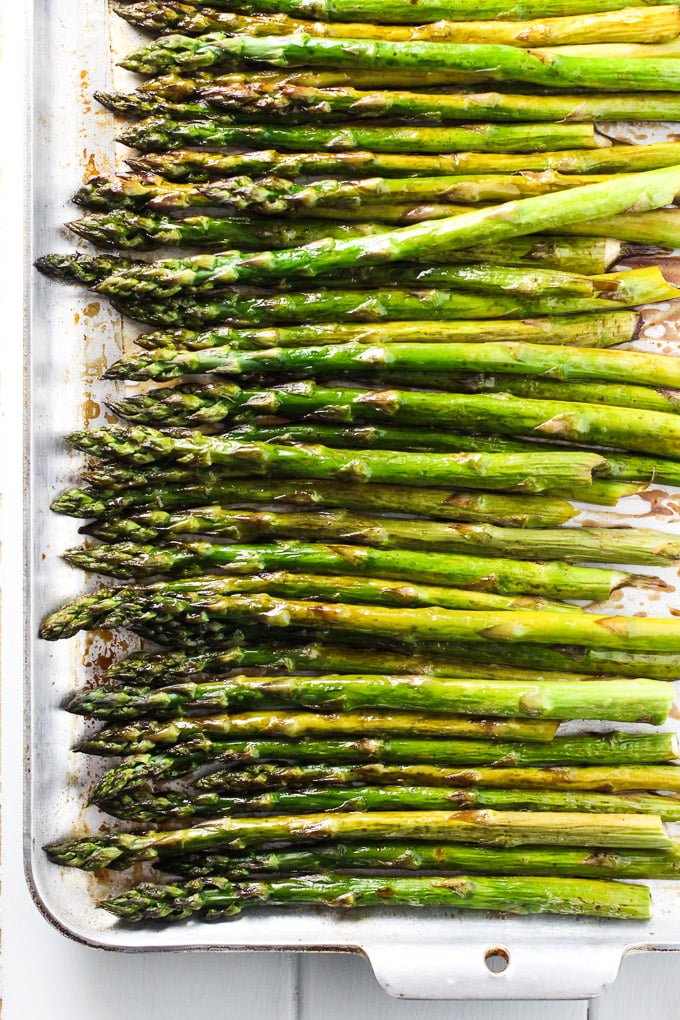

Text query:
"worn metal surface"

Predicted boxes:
[[24, 0, 680, 999]]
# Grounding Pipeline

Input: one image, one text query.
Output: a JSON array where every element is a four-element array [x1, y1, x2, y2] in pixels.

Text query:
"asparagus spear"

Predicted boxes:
[[103, 640, 680, 682], [52, 591, 680, 651], [132, 311, 639, 350], [160, 843, 680, 880], [63, 539, 641, 598], [115, 2, 680, 47], [195, 762, 680, 794], [51, 479, 582, 528], [100, 80, 680, 122], [69, 675, 671, 724], [77, 457, 644, 506], [93, 165, 680, 295], [105, 335, 680, 388], [81, 711, 559, 756], [118, 33, 680, 92], [103, 873, 653, 922], [76, 170, 632, 212], [128, 141, 680, 180], [90, 732, 680, 800], [73, 396, 680, 458], [102, 642, 663, 685], [67, 427, 610, 493], [68, 211, 627, 273], [44, 809, 674, 871], [110, 288, 667, 330], [116, 118, 606, 155], [34, 252, 135, 285], [101, 784, 680, 823], [83, 508, 680, 566], [112, 0, 680, 23]]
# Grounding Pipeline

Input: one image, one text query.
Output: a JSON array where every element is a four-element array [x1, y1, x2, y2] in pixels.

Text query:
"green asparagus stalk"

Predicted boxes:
[[100, 783, 680, 823], [81, 711, 560, 757], [67, 426, 611, 493], [110, 288, 665, 331], [103, 640, 680, 683], [114, 118, 607, 156], [73, 396, 680, 459], [160, 843, 680, 881], [105, 334, 680, 388], [90, 731, 680, 800], [51, 478, 582, 528], [132, 311, 639, 351], [115, 2, 680, 47], [77, 460, 644, 506], [63, 538, 642, 598], [127, 141, 680, 180], [76, 170, 638, 212], [68, 211, 627, 272], [69, 675, 671, 724], [93, 163, 680, 295], [44, 808, 674, 871], [45, 572, 579, 644], [112, 0, 680, 23], [54, 591, 680, 651], [104, 873, 653, 922], [83, 507, 680, 566], [99, 80, 680, 122], [118, 32, 680, 92], [34, 252, 135, 285], [195, 762, 680, 794]]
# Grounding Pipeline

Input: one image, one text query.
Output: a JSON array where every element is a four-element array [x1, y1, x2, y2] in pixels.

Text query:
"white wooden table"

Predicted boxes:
[[2, 9, 679, 1016]]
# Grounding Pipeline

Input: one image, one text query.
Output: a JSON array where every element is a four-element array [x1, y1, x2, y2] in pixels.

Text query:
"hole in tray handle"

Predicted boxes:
[[484, 947, 510, 975]]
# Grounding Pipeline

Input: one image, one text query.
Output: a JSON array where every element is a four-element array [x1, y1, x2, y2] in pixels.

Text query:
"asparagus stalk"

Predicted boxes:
[[76, 171, 635, 212], [103, 640, 680, 682], [68, 211, 626, 273], [77, 459, 643, 506], [50, 479, 582, 528], [132, 311, 639, 351], [34, 252, 135, 285], [105, 334, 680, 388], [101, 783, 680, 823], [115, 2, 680, 47], [112, 0, 680, 23], [128, 141, 680, 180], [160, 843, 680, 881], [100, 80, 680, 122], [83, 507, 680, 566], [93, 164, 680, 296], [74, 396, 680, 458], [104, 873, 653, 922], [118, 33, 680, 91], [110, 288, 666, 330], [63, 539, 641, 598], [102, 642, 663, 685], [67, 427, 611, 493], [69, 675, 672, 724], [44, 809, 674, 871], [90, 731, 680, 800], [116, 118, 607, 155], [81, 711, 560, 756], [53, 591, 680, 651], [195, 762, 680, 794]]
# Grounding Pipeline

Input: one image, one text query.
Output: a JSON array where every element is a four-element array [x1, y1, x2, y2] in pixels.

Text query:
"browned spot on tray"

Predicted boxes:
[[83, 301, 101, 319], [82, 150, 99, 182]]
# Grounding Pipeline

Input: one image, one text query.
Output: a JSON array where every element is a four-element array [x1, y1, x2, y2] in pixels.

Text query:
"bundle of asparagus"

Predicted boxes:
[[37, 0, 680, 929]]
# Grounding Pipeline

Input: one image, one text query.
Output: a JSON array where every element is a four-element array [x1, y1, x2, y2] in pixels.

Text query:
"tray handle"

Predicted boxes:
[[365, 940, 625, 1000]]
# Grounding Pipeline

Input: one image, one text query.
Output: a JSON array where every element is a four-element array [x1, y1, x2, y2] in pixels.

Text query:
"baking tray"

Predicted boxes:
[[24, 0, 680, 999]]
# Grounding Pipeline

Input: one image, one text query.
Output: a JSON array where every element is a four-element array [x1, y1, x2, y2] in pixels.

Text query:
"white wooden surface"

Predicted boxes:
[[3, 7, 680, 1018]]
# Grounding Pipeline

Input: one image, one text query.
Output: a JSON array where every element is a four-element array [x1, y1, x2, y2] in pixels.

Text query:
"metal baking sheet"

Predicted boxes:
[[24, 0, 680, 998]]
